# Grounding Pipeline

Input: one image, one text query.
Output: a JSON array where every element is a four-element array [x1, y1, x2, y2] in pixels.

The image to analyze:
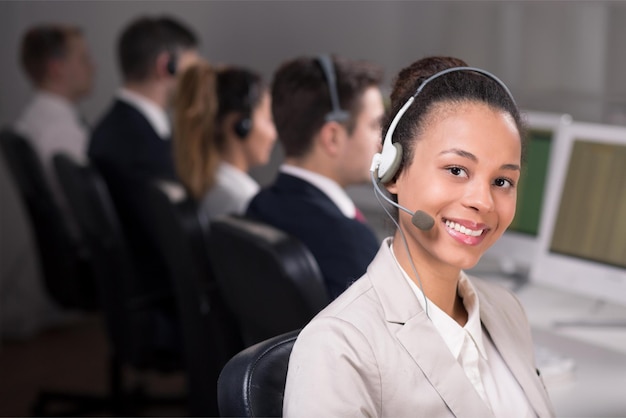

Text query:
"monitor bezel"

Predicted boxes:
[[530, 121, 626, 306]]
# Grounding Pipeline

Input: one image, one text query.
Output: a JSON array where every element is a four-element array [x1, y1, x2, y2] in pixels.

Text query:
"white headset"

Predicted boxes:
[[371, 66, 517, 184]]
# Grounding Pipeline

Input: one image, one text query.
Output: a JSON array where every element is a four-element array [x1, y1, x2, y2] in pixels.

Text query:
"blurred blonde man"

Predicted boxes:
[[15, 24, 95, 228]]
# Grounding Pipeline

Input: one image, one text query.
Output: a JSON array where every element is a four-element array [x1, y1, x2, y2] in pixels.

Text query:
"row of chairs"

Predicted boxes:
[[0, 127, 331, 416]]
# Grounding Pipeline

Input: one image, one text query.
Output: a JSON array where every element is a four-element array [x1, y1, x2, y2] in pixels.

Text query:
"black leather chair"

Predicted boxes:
[[217, 329, 300, 417], [146, 180, 244, 417], [0, 127, 96, 310], [208, 215, 330, 347], [38, 153, 184, 416]]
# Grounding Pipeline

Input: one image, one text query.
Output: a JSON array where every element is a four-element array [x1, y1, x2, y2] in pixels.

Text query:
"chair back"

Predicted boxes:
[[209, 215, 330, 347], [217, 329, 300, 417], [53, 153, 136, 360], [147, 180, 244, 416], [0, 128, 95, 309]]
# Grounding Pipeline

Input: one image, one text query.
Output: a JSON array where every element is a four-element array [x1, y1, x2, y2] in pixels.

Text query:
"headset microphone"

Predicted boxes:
[[412, 210, 435, 231], [369, 161, 435, 231]]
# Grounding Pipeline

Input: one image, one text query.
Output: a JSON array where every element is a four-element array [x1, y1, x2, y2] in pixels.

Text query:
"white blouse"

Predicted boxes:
[[200, 162, 259, 221]]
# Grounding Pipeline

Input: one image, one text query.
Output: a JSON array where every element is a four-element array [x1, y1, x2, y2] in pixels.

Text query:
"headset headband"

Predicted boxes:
[[316, 54, 350, 123], [375, 66, 516, 182], [385, 66, 515, 150]]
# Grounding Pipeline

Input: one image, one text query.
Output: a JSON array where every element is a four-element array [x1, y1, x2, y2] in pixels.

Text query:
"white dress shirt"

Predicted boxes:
[[200, 162, 260, 221], [280, 164, 357, 218], [15, 91, 88, 236], [391, 244, 535, 418], [15, 91, 88, 165]]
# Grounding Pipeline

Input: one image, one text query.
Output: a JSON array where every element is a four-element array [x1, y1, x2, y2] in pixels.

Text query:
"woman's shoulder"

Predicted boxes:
[[470, 274, 518, 299], [470, 274, 528, 320], [303, 273, 386, 336]]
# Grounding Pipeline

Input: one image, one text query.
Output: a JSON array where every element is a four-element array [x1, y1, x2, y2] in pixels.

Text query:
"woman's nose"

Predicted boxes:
[[464, 180, 495, 213]]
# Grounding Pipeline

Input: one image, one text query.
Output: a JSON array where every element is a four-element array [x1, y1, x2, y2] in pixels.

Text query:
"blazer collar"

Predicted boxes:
[[116, 89, 170, 139], [279, 165, 356, 218], [367, 239, 494, 417], [274, 173, 347, 216], [274, 172, 325, 195]]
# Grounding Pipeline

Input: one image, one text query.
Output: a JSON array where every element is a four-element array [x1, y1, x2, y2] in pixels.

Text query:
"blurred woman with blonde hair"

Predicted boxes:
[[174, 60, 276, 219]]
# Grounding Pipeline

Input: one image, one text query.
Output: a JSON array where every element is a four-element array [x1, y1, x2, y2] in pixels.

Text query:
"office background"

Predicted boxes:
[[1, 2, 625, 416], [3, 1, 626, 185]]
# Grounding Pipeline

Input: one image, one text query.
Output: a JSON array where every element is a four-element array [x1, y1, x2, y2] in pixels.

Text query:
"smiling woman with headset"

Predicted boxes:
[[283, 56, 555, 417], [173, 60, 277, 220]]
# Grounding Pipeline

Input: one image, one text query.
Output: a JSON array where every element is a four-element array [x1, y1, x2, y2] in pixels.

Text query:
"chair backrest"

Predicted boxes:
[[55, 152, 184, 376], [146, 180, 244, 416], [0, 128, 95, 309], [209, 215, 330, 347], [217, 329, 300, 417], [52, 153, 135, 360]]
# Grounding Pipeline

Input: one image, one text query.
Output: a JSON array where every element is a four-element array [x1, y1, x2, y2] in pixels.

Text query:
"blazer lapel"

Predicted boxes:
[[479, 289, 555, 417], [397, 317, 495, 417], [367, 240, 494, 417]]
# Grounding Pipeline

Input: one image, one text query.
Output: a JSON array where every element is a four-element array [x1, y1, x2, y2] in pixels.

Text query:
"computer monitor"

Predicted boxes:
[[482, 111, 572, 275], [530, 121, 626, 306]]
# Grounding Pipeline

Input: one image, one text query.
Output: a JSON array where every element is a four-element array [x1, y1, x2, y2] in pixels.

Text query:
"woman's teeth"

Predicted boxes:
[[445, 220, 483, 237]]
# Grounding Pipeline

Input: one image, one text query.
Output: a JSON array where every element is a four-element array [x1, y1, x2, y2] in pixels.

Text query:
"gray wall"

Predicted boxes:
[[2, 0, 626, 183], [3, 1, 626, 126]]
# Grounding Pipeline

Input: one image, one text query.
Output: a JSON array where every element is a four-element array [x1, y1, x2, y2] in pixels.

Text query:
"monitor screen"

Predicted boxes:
[[481, 111, 572, 274], [531, 121, 626, 306]]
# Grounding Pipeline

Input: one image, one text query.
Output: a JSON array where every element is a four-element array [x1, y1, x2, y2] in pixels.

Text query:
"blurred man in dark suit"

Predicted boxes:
[[246, 55, 384, 299], [88, 15, 199, 353]]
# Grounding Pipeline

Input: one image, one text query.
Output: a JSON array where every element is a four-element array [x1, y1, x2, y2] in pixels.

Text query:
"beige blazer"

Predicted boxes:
[[284, 238, 554, 417]]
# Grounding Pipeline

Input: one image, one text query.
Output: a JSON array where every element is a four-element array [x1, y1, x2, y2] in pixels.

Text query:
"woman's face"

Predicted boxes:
[[243, 91, 277, 167], [387, 101, 521, 271]]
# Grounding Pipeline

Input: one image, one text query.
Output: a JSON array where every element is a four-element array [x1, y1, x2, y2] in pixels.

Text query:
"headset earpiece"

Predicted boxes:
[[233, 73, 257, 139], [166, 52, 177, 75], [234, 117, 252, 139], [377, 142, 403, 184]]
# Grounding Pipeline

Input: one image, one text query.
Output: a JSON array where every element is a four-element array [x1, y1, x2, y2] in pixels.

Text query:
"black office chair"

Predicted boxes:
[[146, 180, 244, 417], [217, 329, 300, 417], [37, 153, 184, 416], [209, 215, 330, 347], [0, 127, 97, 310]]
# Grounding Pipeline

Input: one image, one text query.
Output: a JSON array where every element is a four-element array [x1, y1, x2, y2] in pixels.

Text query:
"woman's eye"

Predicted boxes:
[[448, 166, 468, 178], [494, 178, 514, 188]]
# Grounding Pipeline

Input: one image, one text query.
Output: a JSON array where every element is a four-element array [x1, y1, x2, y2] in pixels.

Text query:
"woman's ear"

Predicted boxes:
[[384, 179, 398, 195]]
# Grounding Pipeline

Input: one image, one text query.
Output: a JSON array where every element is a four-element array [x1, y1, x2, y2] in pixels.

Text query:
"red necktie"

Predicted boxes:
[[354, 207, 367, 223]]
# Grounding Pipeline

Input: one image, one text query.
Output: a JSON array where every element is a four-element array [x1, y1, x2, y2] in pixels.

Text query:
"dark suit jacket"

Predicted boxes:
[[88, 99, 176, 303], [246, 173, 380, 299]]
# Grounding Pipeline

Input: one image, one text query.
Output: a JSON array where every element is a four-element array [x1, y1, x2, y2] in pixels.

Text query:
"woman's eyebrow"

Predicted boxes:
[[439, 148, 520, 171], [439, 148, 477, 161]]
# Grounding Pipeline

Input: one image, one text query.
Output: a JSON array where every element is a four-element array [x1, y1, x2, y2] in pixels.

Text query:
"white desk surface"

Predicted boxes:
[[532, 327, 626, 417], [482, 277, 626, 418]]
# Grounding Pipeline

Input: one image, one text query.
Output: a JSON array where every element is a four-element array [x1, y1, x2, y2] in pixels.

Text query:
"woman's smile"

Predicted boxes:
[[443, 217, 489, 245]]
